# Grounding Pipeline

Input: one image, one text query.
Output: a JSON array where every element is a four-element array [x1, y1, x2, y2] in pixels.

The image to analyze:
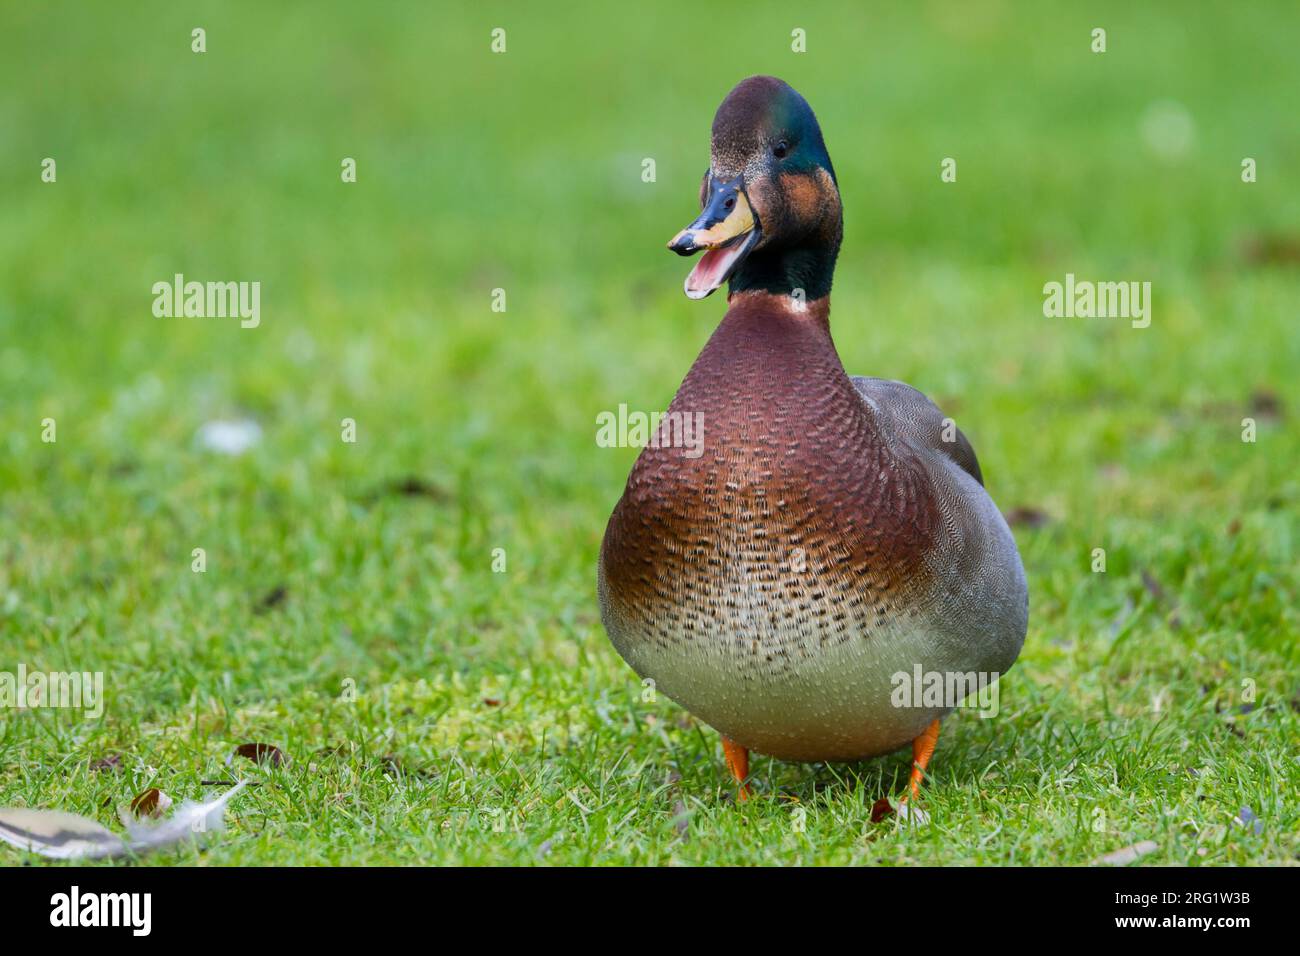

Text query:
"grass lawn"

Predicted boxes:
[[0, 1, 1296, 865]]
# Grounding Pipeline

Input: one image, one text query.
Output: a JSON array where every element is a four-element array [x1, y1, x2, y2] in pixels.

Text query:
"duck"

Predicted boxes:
[[598, 76, 1028, 802]]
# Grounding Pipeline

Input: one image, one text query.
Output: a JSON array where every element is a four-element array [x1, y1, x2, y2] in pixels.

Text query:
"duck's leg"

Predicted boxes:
[[721, 736, 751, 801], [900, 718, 941, 801]]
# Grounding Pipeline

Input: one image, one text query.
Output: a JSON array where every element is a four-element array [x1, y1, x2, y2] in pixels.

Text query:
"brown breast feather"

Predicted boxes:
[[600, 294, 940, 658]]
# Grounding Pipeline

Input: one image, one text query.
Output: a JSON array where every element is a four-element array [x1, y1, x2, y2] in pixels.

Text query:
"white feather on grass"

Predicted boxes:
[[0, 781, 247, 860]]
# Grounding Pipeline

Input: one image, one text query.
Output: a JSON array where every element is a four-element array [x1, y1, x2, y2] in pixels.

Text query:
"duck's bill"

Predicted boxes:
[[680, 228, 760, 299], [667, 174, 761, 299]]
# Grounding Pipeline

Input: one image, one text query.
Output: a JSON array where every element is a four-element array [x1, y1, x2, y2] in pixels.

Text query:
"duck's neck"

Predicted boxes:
[[727, 243, 839, 303], [678, 290, 843, 403], [721, 289, 832, 334], [663, 290, 884, 477]]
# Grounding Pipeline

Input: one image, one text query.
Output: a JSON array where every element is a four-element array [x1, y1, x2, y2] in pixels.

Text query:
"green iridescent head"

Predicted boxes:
[[668, 76, 843, 301]]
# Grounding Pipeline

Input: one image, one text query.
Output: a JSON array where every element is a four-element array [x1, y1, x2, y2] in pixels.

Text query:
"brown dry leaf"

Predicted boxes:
[[89, 754, 122, 773], [254, 585, 288, 614], [234, 743, 288, 768], [1004, 506, 1051, 528], [1248, 388, 1283, 421], [357, 476, 451, 507], [482, 698, 501, 707], [1240, 233, 1300, 267], [870, 797, 895, 823], [386, 476, 450, 501], [128, 788, 172, 820]]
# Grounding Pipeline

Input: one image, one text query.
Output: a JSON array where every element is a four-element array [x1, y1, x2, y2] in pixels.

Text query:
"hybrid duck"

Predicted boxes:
[[599, 76, 1028, 801]]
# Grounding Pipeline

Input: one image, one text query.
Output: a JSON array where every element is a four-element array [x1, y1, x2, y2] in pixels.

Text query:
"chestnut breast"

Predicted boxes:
[[598, 296, 949, 758]]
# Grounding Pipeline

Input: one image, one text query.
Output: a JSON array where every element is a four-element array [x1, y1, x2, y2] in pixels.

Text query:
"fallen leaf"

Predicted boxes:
[[387, 476, 450, 501], [89, 754, 122, 773], [1240, 233, 1300, 267], [234, 743, 288, 768], [396, 476, 447, 498], [358, 476, 453, 507], [870, 797, 895, 823], [1248, 388, 1283, 421], [482, 698, 501, 707], [1095, 840, 1158, 866], [128, 788, 172, 820], [254, 585, 288, 614], [1004, 506, 1050, 529]]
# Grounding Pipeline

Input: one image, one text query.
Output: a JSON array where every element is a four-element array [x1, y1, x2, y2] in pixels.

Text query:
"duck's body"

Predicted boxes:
[[599, 76, 1027, 790]]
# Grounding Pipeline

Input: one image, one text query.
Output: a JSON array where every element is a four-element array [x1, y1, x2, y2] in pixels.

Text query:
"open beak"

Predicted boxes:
[[667, 173, 761, 299]]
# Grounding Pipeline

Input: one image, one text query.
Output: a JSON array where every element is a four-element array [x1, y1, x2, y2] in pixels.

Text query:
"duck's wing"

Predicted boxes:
[[850, 375, 1027, 678], [850, 377, 983, 486]]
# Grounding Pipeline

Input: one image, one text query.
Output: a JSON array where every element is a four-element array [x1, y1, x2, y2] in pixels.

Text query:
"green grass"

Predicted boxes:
[[0, 1, 1296, 865]]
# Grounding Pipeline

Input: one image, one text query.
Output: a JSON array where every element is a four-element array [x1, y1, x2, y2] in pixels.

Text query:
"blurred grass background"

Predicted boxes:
[[0, 1, 1296, 864]]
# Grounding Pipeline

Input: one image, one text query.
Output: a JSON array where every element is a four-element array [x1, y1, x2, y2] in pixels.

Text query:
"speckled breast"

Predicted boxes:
[[599, 300, 956, 761]]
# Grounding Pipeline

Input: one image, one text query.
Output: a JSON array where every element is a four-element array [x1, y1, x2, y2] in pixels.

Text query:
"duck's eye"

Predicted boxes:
[[773, 140, 790, 160]]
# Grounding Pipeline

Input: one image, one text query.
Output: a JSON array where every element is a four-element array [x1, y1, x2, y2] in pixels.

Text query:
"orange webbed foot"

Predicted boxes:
[[721, 736, 751, 802], [899, 718, 941, 804]]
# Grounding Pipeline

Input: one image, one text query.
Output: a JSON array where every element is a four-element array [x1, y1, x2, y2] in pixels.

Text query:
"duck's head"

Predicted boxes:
[[668, 76, 842, 302]]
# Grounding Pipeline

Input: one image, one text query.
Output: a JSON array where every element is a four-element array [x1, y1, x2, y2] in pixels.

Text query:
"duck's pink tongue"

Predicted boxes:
[[684, 234, 756, 299]]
